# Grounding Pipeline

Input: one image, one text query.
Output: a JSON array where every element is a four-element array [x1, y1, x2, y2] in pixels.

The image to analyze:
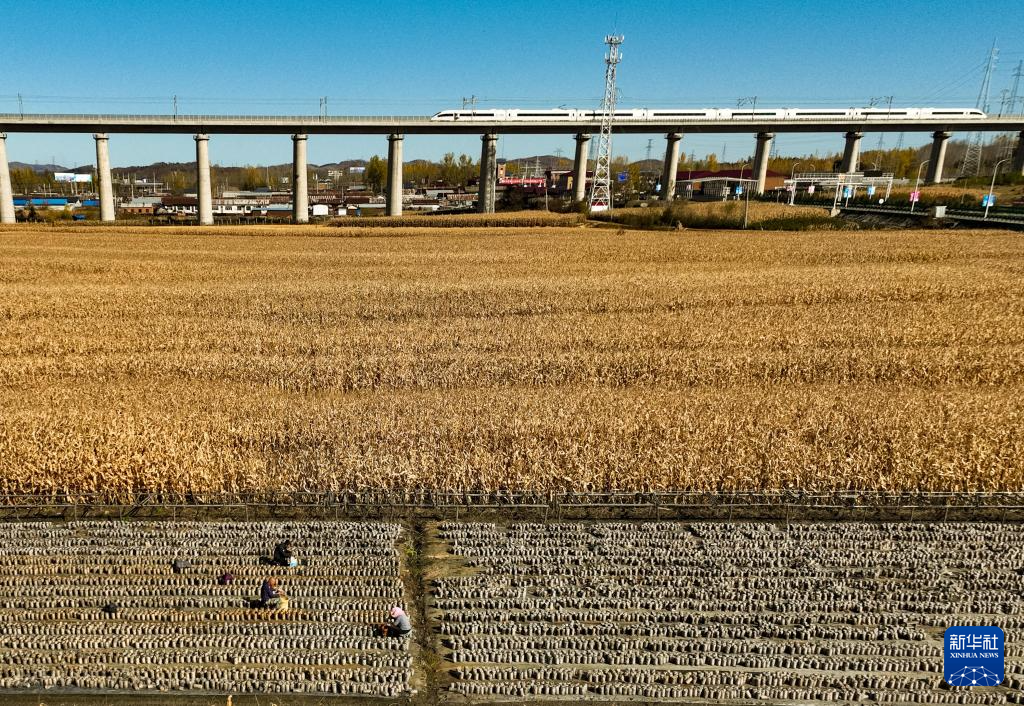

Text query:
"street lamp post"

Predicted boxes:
[[738, 162, 750, 228], [911, 160, 929, 214], [744, 181, 750, 229], [789, 162, 802, 206], [985, 158, 1010, 219]]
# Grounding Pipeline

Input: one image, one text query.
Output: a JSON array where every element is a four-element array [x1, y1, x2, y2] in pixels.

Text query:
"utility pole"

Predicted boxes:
[[588, 35, 623, 213]]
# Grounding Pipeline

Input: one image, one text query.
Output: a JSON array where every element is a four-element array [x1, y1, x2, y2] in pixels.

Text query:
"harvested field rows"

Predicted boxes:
[[0, 521, 411, 697], [0, 226, 1022, 497], [3, 519, 1022, 703], [435, 521, 1024, 703]]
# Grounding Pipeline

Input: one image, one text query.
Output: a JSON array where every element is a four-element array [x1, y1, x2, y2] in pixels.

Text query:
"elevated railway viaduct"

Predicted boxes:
[[1, 113, 1022, 224]]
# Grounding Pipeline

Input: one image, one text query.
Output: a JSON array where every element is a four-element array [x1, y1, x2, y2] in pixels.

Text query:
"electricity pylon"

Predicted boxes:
[[588, 35, 623, 212], [960, 42, 999, 177]]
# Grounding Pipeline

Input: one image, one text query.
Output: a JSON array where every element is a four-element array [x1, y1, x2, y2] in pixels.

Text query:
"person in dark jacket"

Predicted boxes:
[[272, 540, 295, 567], [259, 577, 285, 609]]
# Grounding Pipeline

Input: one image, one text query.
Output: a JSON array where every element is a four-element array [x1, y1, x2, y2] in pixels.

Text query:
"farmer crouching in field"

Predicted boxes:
[[259, 577, 288, 610], [272, 539, 297, 568], [377, 606, 412, 638]]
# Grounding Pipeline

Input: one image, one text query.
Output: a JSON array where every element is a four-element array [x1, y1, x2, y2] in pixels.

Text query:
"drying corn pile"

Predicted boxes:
[[0, 225, 1022, 500]]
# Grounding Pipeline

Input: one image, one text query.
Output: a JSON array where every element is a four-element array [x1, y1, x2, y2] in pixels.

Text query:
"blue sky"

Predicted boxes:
[[1, 0, 1022, 168]]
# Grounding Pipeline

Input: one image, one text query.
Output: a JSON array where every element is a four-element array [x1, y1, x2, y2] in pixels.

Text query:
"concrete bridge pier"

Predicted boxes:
[[194, 134, 213, 226], [660, 132, 682, 201], [386, 134, 404, 217], [1013, 131, 1024, 176], [752, 132, 774, 195], [478, 133, 497, 214], [93, 133, 115, 222], [292, 134, 309, 224], [572, 133, 591, 203], [840, 131, 863, 173], [0, 133, 15, 224], [925, 131, 952, 184]]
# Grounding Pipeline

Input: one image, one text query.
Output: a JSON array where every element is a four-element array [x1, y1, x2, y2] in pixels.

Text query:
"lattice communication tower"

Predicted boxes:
[[588, 35, 624, 212]]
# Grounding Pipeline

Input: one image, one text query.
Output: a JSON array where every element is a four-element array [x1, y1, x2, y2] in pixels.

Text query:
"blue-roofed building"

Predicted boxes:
[[14, 197, 71, 207]]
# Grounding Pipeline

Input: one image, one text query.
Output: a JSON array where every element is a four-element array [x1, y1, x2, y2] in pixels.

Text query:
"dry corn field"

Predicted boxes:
[[0, 225, 1022, 500], [889, 185, 990, 200], [669, 200, 826, 221], [595, 201, 834, 227], [334, 210, 585, 228]]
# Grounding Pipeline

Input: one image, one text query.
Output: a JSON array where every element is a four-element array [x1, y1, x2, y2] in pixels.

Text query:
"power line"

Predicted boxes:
[[2, 90, 1000, 110], [917, 59, 989, 103]]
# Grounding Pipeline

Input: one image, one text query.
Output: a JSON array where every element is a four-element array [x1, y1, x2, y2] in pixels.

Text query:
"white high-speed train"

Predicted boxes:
[[430, 107, 987, 121]]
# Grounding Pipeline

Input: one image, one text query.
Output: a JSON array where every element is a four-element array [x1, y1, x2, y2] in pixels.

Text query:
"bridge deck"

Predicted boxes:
[[2, 114, 1023, 135]]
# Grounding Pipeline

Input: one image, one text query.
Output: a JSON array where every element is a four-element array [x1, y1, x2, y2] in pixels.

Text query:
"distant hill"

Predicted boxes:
[[502, 155, 667, 173], [502, 155, 573, 170], [631, 158, 663, 173], [8, 159, 373, 177], [11, 162, 73, 173], [9, 155, 671, 184]]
